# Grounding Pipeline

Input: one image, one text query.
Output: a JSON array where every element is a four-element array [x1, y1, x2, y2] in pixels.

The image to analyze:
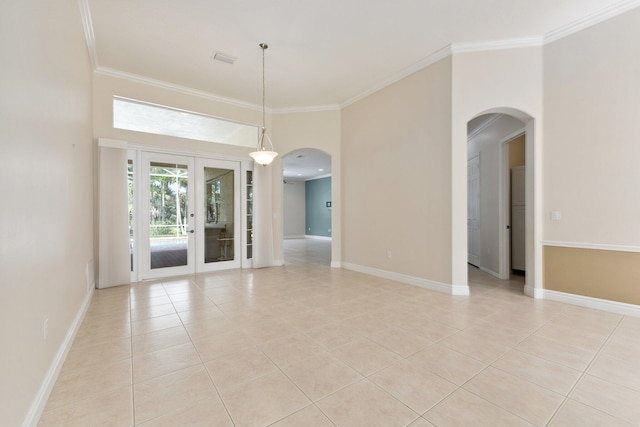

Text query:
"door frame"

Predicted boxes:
[[128, 145, 253, 282], [467, 154, 480, 267], [139, 151, 196, 280], [498, 128, 525, 280]]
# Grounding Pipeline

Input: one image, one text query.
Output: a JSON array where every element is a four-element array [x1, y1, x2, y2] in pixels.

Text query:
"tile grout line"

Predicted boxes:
[[543, 311, 625, 426], [128, 284, 136, 426]]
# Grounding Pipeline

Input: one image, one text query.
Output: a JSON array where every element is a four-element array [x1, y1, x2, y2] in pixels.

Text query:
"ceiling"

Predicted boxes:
[[282, 149, 331, 181], [83, 0, 638, 111]]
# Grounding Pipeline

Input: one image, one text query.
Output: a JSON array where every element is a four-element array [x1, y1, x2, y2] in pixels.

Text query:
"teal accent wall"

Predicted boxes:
[[305, 177, 331, 237]]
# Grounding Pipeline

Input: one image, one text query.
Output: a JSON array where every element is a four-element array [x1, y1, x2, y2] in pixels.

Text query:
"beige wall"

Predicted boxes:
[[543, 8, 640, 247], [272, 110, 341, 264], [0, 0, 94, 425], [341, 57, 453, 283], [545, 246, 640, 305]]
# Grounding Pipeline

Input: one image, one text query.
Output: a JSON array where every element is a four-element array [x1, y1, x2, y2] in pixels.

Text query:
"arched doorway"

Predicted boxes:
[[281, 148, 332, 266], [465, 108, 538, 297]]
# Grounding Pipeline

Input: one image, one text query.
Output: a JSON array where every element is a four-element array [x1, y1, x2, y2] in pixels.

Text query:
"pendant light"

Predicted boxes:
[[249, 43, 278, 166]]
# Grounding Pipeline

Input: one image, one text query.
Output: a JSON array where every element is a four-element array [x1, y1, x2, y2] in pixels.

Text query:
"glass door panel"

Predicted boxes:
[[140, 153, 195, 279], [149, 162, 189, 269], [203, 167, 234, 263], [196, 158, 241, 272]]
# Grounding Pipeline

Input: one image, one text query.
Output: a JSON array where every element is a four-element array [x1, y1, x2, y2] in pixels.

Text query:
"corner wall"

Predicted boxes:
[[0, 1, 94, 425], [543, 7, 640, 304]]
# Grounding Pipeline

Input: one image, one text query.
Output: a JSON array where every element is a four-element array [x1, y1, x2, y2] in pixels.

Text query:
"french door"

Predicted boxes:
[[194, 157, 241, 273], [136, 152, 246, 280]]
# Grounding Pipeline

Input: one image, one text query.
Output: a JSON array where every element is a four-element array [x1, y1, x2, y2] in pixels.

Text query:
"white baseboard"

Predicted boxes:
[[305, 235, 332, 241], [479, 266, 501, 279], [284, 235, 306, 240], [452, 284, 471, 296], [273, 259, 284, 267], [524, 284, 543, 299], [342, 262, 466, 296], [23, 286, 94, 427], [543, 289, 640, 317], [330, 261, 341, 268]]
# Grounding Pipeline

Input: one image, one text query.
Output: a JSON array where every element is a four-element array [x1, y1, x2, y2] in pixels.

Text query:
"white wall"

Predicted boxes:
[[283, 181, 306, 237], [468, 115, 525, 276], [0, 0, 94, 425], [452, 47, 544, 291], [543, 7, 640, 247], [272, 111, 341, 265]]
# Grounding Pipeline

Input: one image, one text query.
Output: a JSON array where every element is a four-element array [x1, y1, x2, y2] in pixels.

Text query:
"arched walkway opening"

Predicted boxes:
[[465, 108, 537, 296], [281, 148, 332, 266]]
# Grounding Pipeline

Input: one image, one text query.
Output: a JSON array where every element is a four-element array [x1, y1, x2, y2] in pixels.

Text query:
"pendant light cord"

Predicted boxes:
[[261, 43, 267, 133]]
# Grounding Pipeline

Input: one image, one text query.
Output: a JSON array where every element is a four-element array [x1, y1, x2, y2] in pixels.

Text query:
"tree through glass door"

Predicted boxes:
[[139, 152, 195, 280], [137, 153, 242, 280], [149, 162, 189, 269]]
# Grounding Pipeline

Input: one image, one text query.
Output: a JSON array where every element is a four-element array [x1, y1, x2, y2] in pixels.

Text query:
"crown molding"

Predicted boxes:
[[272, 104, 341, 114], [545, 0, 640, 44], [80, 0, 640, 113], [95, 66, 265, 112], [340, 44, 452, 109], [77, 0, 97, 69], [98, 66, 340, 114], [452, 36, 543, 54]]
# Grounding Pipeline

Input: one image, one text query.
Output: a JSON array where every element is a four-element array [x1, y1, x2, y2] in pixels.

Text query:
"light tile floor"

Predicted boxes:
[[39, 239, 640, 426]]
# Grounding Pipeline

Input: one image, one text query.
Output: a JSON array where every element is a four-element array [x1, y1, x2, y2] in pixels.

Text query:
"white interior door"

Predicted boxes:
[[195, 158, 241, 272], [468, 155, 480, 267], [139, 152, 195, 280]]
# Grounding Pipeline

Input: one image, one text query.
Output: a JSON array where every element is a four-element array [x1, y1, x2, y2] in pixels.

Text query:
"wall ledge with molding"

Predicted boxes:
[[542, 240, 640, 253]]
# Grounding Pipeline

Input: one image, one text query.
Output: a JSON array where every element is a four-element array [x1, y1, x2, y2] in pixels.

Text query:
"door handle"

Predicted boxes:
[[189, 230, 195, 234]]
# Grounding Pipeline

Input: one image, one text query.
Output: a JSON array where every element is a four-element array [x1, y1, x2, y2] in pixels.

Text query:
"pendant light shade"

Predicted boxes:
[[250, 127, 278, 165], [250, 43, 278, 166]]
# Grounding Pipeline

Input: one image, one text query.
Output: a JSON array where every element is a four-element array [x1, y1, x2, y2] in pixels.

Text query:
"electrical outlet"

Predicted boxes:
[[328, 228, 331, 233], [387, 250, 392, 259], [43, 318, 49, 340]]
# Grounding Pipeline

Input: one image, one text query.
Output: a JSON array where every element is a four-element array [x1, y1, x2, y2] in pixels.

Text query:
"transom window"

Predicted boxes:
[[113, 96, 258, 147]]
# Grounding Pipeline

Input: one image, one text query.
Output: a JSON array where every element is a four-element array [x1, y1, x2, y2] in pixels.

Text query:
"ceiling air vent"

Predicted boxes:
[[212, 52, 236, 65]]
